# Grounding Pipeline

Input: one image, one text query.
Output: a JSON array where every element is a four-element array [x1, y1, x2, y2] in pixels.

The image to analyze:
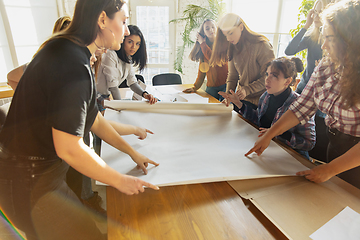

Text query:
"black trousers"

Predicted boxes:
[[309, 115, 329, 162], [0, 155, 106, 240], [326, 127, 360, 189]]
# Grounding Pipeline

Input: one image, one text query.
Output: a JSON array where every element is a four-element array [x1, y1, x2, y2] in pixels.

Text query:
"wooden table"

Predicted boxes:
[[106, 84, 288, 239]]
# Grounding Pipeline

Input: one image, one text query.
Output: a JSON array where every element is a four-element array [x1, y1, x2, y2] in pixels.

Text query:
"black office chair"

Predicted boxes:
[[119, 74, 145, 88], [152, 73, 182, 86]]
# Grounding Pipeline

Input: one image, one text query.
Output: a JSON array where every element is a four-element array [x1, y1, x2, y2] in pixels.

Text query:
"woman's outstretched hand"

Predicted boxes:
[[296, 164, 335, 183], [117, 174, 159, 195], [245, 134, 272, 157], [144, 93, 158, 105]]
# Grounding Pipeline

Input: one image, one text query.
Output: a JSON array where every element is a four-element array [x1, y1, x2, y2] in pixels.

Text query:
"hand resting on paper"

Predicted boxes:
[[131, 151, 159, 175], [117, 174, 159, 195], [143, 92, 158, 105], [183, 87, 197, 93], [296, 164, 334, 183]]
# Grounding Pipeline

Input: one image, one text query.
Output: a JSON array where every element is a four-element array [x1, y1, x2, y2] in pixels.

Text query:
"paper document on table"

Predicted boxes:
[[97, 110, 309, 187], [155, 86, 180, 95], [178, 93, 208, 103], [310, 206, 360, 240]]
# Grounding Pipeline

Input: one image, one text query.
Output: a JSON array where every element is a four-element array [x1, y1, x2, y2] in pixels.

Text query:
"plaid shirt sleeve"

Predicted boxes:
[[239, 92, 267, 126], [288, 62, 325, 124], [238, 102, 259, 126], [276, 92, 316, 151], [278, 115, 316, 151]]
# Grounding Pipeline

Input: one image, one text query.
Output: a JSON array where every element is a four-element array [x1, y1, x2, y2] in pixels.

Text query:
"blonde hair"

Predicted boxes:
[[52, 16, 71, 34], [189, 19, 216, 62], [210, 13, 269, 67]]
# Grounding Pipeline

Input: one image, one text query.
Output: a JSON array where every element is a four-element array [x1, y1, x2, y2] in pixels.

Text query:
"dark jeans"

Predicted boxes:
[[309, 115, 328, 162], [326, 127, 360, 189], [0, 154, 106, 240], [205, 84, 226, 102]]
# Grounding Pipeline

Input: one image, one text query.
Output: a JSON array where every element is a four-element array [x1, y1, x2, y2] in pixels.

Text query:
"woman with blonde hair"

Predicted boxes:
[[246, 0, 360, 189], [183, 19, 228, 101], [210, 13, 275, 109]]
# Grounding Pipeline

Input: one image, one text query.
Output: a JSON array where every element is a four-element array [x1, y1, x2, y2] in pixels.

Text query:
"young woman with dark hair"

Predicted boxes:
[[182, 19, 228, 101], [116, 24, 147, 71], [246, 0, 360, 189], [210, 13, 275, 109], [0, 1, 159, 239], [97, 24, 157, 108], [220, 57, 315, 159]]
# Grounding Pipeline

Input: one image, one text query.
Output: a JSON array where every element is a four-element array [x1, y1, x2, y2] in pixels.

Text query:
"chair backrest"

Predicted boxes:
[[119, 74, 145, 88], [152, 73, 182, 86]]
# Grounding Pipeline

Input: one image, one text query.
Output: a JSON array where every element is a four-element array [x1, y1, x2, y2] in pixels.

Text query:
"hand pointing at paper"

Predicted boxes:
[[131, 151, 159, 175]]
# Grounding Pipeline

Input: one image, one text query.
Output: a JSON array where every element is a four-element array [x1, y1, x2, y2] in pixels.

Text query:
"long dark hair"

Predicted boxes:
[[36, 0, 124, 55], [116, 25, 147, 72], [189, 19, 216, 62], [263, 57, 304, 87]]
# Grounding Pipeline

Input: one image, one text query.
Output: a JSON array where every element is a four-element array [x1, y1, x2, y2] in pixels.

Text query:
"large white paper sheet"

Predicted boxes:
[[310, 206, 360, 240], [97, 109, 309, 186]]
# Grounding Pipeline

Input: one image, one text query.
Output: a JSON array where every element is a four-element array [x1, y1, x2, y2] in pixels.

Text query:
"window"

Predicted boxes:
[[130, 0, 175, 85], [230, 0, 302, 57], [0, 0, 59, 84]]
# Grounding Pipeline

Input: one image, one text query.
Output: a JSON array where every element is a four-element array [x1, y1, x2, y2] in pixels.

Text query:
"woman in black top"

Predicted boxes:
[[0, 0, 159, 239]]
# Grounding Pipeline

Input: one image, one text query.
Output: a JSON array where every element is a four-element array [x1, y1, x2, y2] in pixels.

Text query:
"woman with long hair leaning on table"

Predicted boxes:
[[0, 0, 159, 239], [210, 13, 275, 109]]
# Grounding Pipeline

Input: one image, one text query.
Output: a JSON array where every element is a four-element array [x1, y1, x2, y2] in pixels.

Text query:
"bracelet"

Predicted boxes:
[[142, 91, 149, 97]]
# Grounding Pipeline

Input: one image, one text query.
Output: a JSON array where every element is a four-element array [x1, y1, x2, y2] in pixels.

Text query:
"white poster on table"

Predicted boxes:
[[96, 108, 309, 187]]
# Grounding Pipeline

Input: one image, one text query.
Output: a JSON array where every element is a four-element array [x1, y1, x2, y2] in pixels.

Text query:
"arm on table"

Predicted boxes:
[[107, 120, 154, 140], [91, 112, 159, 174], [52, 127, 159, 195], [245, 110, 300, 156], [297, 143, 360, 183]]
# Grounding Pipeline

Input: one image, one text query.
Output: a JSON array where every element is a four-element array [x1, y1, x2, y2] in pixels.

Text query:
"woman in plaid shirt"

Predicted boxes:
[[220, 57, 315, 159], [246, 0, 360, 189]]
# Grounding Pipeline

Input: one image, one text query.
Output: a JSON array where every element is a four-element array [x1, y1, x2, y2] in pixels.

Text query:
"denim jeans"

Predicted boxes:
[[205, 84, 226, 101], [0, 153, 106, 240]]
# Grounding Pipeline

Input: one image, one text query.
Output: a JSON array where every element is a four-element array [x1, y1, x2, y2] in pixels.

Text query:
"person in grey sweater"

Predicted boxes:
[[96, 25, 156, 111]]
